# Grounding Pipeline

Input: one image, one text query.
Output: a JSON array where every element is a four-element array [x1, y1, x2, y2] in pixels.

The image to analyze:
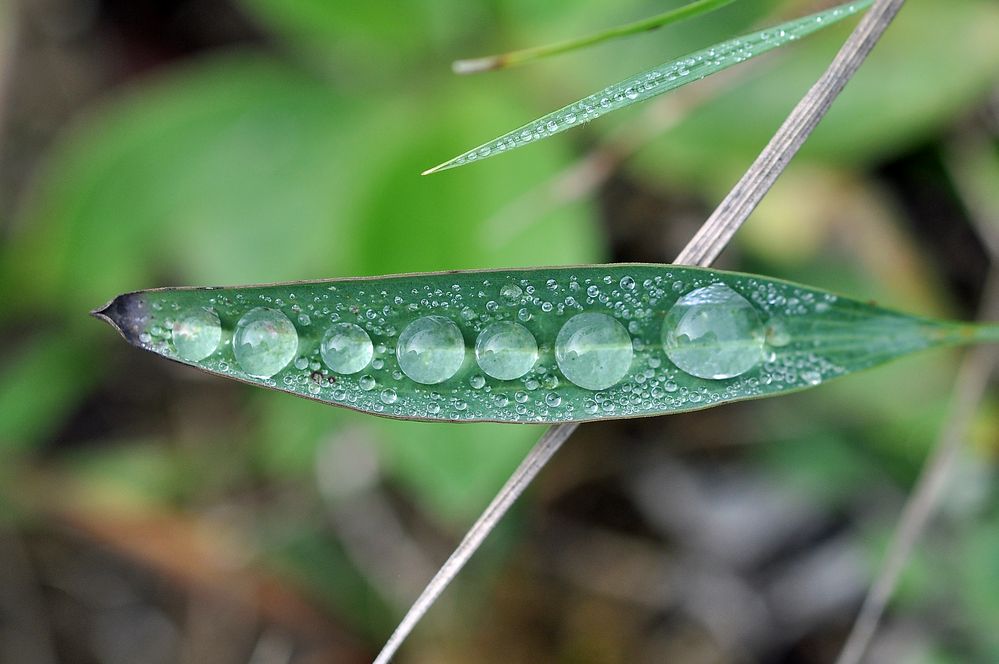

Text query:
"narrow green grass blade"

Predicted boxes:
[[94, 264, 997, 424], [424, 0, 872, 175], [452, 0, 738, 74]]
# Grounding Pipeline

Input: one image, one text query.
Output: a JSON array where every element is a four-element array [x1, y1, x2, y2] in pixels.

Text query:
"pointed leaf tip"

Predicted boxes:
[[421, 163, 448, 176], [91, 292, 150, 346]]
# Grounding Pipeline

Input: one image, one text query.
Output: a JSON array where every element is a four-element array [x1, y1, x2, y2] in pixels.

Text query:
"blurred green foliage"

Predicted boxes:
[[1, 0, 998, 660]]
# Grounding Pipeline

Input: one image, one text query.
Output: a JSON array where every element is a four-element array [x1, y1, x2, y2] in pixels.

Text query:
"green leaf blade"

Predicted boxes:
[[94, 265, 987, 424], [424, 0, 873, 175]]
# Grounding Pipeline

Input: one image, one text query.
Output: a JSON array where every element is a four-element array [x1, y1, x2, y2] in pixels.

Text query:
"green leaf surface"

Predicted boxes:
[[94, 264, 996, 424], [423, 0, 871, 174]]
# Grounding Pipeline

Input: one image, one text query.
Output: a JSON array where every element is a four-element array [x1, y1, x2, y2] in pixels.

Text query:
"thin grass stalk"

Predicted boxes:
[[835, 272, 999, 664], [453, 0, 736, 74], [834, 144, 999, 664], [373, 1, 907, 661]]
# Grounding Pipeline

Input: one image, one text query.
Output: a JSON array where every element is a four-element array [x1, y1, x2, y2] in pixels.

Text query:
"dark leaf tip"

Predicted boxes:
[[91, 292, 149, 347]]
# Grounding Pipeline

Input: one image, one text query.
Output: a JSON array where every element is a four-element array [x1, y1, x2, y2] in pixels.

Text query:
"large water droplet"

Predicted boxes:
[[320, 323, 373, 374], [474, 321, 538, 380], [396, 315, 465, 384], [172, 308, 221, 361], [232, 307, 298, 378], [555, 312, 633, 390], [662, 283, 763, 380]]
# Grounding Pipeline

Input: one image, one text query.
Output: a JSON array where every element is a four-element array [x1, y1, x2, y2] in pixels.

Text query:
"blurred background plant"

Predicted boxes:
[[0, 0, 997, 662]]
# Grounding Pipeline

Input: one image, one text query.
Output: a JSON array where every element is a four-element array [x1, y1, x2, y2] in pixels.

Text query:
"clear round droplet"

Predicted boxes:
[[555, 312, 633, 390], [359, 375, 376, 391], [396, 315, 465, 385], [232, 307, 298, 378], [474, 321, 539, 380], [172, 308, 221, 361], [662, 283, 764, 380], [320, 323, 373, 374], [380, 388, 398, 404]]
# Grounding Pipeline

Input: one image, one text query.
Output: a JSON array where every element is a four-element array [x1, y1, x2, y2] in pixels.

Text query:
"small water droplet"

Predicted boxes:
[[359, 375, 376, 391], [662, 283, 763, 380], [232, 307, 299, 378], [294, 357, 309, 371], [171, 308, 221, 361], [620, 276, 636, 290], [320, 323, 373, 374], [555, 312, 633, 390], [545, 392, 562, 407], [470, 374, 486, 389], [765, 318, 791, 347], [396, 316, 466, 385], [802, 371, 822, 386], [380, 388, 398, 404], [501, 283, 523, 301]]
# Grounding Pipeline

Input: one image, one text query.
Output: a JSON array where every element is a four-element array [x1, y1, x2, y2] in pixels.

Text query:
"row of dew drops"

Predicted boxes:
[[156, 278, 820, 415]]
